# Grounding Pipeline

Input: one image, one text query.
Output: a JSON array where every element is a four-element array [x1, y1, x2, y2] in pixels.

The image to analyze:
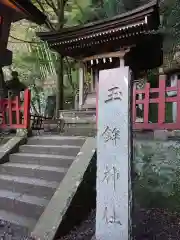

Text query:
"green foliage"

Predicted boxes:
[[134, 142, 180, 212], [65, 0, 97, 25], [159, 0, 180, 67], [93, 0, 146, 19]]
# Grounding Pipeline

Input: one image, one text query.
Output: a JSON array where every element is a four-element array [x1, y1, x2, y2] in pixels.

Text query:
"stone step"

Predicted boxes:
[[59, 110, 96, 113], [83, 93, 96, 107], [0, 135, 92, 238], [85, 92, 96, 97], [82, 108, 96, 111], [64, 123, 96, 127], [63, 127, 96, 137], [10, 153, 74, 168], [0, 174, 58, 199], [0, 190, 48, 219], [0, 163, 67, 182], [27, 135, 85, 146], [59, 110, 96, 118], [63, 118, 96, 124], [19, 144, 81, 156], [0, 209, 36, 229], [82, 105, 96, 110]]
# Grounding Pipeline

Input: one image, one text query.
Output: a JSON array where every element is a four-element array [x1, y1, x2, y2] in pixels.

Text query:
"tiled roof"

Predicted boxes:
[[37, 0, 160, 58]]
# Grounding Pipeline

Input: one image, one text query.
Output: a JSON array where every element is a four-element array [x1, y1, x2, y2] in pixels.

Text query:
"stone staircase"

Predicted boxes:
[[82, 91, 96, 110], [59, 110, 96, 137], [0, 135, 86, 237]]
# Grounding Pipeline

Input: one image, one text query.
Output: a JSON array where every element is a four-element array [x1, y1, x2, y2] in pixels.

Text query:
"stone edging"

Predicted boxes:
[[0, 134, 27, 164], [31, 137, 96, 240]]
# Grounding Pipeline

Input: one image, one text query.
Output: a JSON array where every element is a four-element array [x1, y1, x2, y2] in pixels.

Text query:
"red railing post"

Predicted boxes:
[[176, 80, 180, 125], [158, 78, 166, 124], [143, 83, 150, 124], [23, 89, 31, 129], [8, 97, 12, 126], [15, 96, 20, 125]]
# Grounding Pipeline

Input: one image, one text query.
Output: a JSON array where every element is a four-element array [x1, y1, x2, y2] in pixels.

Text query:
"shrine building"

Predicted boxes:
[[0, 1, 47, 130], [37, 0, 162, 110]]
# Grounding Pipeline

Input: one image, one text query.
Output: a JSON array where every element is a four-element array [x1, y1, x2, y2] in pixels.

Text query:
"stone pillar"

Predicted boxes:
[[78, 63, 84, 110], [96, 53, 132, 239]]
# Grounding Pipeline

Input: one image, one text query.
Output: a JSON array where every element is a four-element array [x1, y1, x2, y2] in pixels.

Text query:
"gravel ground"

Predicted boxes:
[[57, 208, 180, 240], [0, 220, 29, 240], [133, 208, 180, 239], [58, 210, 95, 240]]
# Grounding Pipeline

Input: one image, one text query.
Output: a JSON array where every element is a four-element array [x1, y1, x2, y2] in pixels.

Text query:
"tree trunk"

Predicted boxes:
[[56, 54, 64, 114], [0, 68, 7, 99], [56, 0, 66, 115]]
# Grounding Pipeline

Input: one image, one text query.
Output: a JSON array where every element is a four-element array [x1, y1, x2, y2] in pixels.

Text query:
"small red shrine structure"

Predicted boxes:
[[0, 0, 46, 129], [0, 89, 30, 129]]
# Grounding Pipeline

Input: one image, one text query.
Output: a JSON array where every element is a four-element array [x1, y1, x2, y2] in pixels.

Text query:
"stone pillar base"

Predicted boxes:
[[154, 130, 168, 140]]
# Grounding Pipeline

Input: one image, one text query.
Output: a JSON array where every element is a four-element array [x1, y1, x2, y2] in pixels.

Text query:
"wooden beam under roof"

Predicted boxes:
[[82, 48, 134, 62], [1, 0, 47, 24]]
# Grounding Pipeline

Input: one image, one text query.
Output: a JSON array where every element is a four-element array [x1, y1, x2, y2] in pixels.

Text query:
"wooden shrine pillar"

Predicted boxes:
[[95, 69, 99, 91], [96, 50, 132, 240], [89, 68, 93, 92], [78, 62, 85, 109]]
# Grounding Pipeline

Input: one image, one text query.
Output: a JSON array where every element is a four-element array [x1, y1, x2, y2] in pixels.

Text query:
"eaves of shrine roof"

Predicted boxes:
[[37, 0, 159, 45]]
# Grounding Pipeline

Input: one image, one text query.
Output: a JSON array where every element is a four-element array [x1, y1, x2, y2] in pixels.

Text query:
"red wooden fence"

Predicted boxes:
[[133, 79, 180, 130], [96, 79, 180, 130], [1, 80, 180, 131], [0, 89, 31, 129]]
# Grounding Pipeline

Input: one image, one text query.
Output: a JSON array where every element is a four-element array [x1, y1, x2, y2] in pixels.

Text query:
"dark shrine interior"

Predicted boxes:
[[85, 34, 163, 79]]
